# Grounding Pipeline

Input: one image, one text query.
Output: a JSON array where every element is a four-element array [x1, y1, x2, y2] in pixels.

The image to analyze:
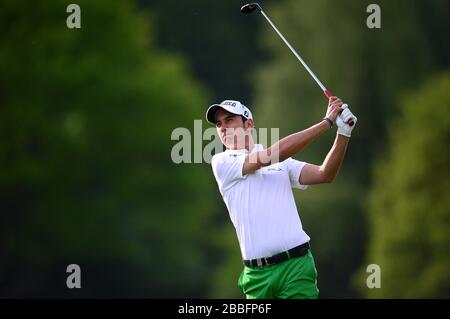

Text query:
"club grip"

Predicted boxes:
[[325, 91, 354, 126]]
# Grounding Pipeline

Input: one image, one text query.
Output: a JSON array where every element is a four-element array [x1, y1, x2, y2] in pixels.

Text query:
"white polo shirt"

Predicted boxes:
[[211, 144, 310, 260]]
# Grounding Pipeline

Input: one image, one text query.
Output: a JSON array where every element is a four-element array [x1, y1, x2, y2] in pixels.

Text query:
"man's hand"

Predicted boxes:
[[325, 96, 344, 124], [336, 106, 357, 137]]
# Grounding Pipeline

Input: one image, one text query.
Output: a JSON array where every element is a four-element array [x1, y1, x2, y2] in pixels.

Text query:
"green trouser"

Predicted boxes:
[[238, 250, 319, 299]]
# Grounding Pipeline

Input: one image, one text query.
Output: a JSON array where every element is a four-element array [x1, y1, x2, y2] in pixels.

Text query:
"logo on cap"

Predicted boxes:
[[223, 101, 237, 107]]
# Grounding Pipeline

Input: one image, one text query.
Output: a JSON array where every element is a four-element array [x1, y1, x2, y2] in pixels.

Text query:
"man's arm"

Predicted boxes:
[[243, 121, 330, 175], [243, 97, 344, 176], [299, 134, 349, 185], [299, 107, 357, 184]]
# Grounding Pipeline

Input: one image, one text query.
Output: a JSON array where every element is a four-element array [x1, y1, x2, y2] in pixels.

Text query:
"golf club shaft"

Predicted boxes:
[[259, 10, 331, 98], [258, 7, 354, 126]]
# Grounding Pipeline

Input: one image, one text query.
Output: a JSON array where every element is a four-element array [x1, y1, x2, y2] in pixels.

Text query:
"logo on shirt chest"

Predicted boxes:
[[266, 167, 283, 172], [260, 165, 285, 175], [229, 153, 244, 158]]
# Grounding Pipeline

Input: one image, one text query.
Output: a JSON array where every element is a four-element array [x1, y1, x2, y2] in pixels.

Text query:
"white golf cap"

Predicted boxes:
[[205, 100, 253, 124]]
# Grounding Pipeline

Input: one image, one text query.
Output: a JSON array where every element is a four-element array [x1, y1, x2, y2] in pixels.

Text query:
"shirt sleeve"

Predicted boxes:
[[211, 152, 247, 193], [285, 157, 308, 190]]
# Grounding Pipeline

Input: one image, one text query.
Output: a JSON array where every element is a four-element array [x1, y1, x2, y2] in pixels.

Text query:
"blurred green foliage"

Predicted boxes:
[[140, 0, 271, 102], [0, 0, 219, 297], [361, 73, 450, 298]]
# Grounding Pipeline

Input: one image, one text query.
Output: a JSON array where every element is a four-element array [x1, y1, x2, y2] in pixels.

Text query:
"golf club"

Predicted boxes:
[[241, 3, 354, 126]]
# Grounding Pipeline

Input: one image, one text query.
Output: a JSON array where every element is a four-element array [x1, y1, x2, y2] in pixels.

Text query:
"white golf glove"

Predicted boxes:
[[336, 104, 357, 137]]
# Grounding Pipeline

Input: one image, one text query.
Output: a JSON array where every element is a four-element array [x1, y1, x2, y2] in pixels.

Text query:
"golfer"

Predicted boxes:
[[206, 97, 357, 299]]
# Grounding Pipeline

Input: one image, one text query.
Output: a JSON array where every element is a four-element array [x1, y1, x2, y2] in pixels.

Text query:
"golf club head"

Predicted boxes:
[[240, 3, 262, 14]]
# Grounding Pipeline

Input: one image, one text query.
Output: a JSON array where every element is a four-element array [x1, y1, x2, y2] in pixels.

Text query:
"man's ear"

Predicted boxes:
[[245, 119, 255, 129]]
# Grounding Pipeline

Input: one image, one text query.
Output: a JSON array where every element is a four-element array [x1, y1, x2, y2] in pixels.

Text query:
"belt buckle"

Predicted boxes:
[[256, 258, 263, 268]]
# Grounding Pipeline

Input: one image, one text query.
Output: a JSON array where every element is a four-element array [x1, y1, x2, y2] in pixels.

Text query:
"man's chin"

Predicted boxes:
[[222, 137, 233, 147], [224, 143, 234, 149], [222, 136, 246, 150]]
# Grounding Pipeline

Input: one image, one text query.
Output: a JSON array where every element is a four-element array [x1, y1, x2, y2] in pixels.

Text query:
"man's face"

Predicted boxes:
[[214, 109, 253, 149]]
